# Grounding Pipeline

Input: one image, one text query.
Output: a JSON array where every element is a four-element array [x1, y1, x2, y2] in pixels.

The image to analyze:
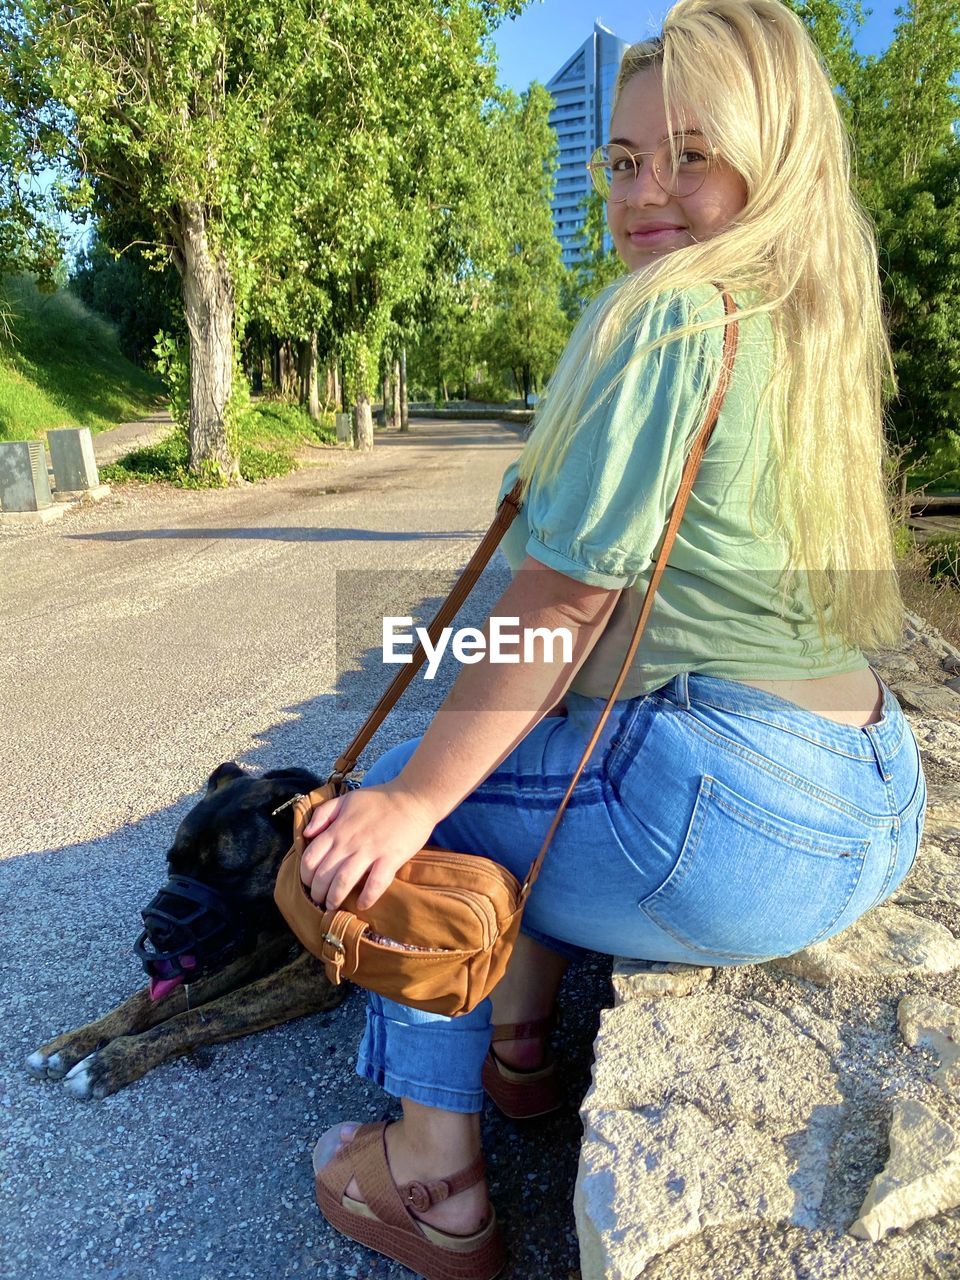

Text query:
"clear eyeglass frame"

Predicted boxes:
[[587, 138, 714, 201]]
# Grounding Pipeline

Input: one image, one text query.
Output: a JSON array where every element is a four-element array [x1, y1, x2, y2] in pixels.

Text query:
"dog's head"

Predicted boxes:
[[137, 762, 324, 1000]]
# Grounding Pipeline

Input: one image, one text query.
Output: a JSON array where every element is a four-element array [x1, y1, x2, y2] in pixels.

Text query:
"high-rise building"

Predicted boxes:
[[546, 22, 629, 267]]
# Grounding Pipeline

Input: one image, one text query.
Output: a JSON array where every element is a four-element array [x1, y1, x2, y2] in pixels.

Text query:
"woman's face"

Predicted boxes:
[[606, 67, 748, 270]]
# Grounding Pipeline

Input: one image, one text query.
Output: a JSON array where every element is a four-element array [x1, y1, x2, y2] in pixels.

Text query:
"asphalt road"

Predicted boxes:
[[1, 420, 609, 1280]]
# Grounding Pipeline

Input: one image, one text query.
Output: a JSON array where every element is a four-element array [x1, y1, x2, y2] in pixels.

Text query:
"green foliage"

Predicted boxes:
[[918, 533, 960, 591], [787, 0, 960, 479], [481, 84, 570, 406], [68, 233, 179, 368], [413, 82, 571, 405], [100, 398, 335, 486], [568, 189, 623, 308], [0, 273, 163, 438], [151, 329, 190, 433]]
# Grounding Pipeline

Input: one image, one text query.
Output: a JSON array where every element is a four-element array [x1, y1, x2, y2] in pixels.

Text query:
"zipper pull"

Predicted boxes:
[[272, 793, 305, 816]]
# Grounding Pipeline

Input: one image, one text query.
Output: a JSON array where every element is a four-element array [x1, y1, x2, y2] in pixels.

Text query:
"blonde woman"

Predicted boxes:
[[300, 2, 927, 1277]]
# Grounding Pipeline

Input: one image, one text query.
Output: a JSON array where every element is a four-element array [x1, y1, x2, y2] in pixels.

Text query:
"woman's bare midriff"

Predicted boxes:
[[736, 668, 884, 728]]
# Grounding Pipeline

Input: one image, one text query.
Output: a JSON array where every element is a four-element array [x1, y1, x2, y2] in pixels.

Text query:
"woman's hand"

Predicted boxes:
[[299, 783, 439, 911]]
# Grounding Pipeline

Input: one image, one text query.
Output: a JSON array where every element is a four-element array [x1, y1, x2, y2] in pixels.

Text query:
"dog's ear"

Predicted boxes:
[[206, 762, 246, 793]]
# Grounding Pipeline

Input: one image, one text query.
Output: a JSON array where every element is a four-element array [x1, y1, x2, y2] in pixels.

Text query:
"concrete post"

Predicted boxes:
[[335, 412, 353, 445], [0, 440, 52, 511], [47, 427, 100, 494]]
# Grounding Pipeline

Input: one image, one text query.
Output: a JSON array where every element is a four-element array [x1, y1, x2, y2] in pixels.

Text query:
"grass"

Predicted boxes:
[[100, 397, 337, 487], [897, 532, 960, 649], [0, 275, 165, 438]]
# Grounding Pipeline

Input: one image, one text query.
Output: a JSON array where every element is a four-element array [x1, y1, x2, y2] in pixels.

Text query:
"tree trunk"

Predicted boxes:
[[178, 201, 238, 480], [399, 348, 409, 433], [354, 394, 374, 451], [392, 358, 401, 428], [280, 341, 298, 396], [297, 339, 311, 406], [307, 333, 320, 420], [326, 358, 339, 413], [379, 369, 390, 427]]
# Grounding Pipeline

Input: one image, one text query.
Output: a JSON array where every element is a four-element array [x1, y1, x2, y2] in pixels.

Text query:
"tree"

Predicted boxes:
[[567, 188, 623, 311], [787, 0, 960, 472], [482, 84, 569, 407], [69, 226, 179, 368], [851, 0, 960, 464], [0, 3, 64, 296]]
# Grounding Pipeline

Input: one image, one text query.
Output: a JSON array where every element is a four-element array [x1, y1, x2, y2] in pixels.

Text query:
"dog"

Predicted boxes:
[[26, 762, 349, 1100]]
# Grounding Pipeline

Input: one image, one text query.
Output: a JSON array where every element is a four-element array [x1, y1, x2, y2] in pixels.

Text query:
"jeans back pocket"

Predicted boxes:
[[638, 774, 870, 961]]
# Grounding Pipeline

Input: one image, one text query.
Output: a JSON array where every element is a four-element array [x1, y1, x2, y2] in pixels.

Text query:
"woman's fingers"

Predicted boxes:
[[303, 795, 342, 839], [355, 861, 398, 911], [304, 846, 378, 910]]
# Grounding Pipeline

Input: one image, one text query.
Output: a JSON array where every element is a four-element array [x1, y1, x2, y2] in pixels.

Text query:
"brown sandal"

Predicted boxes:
[[481, 1016, 564, 1120], [313, 1120, 506, 1280]]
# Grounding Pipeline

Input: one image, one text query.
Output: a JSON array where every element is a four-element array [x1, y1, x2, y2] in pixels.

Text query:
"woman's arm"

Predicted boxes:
[[300, 555, 622, 909]]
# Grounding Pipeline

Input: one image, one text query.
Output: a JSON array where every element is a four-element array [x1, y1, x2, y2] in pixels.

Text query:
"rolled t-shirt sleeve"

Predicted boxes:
[[524, 287, 724, 588]]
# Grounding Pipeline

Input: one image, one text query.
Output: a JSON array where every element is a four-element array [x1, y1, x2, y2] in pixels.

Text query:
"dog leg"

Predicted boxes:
[[26, 934, 296, 1082], [59, 950, 347, 1100]]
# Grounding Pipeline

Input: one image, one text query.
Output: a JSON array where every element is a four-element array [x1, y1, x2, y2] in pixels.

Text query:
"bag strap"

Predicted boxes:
[[332, 289, 739, 894], [519, 291, 739, 899], [329, 478, 525, 780]]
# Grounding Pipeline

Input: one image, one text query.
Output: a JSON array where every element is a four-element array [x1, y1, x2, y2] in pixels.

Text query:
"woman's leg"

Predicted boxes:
[[331, 1100, 490, 1236], [488, 933, 569, 1069]]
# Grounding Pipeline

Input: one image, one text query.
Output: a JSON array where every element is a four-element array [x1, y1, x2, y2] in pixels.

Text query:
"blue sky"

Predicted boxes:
[[492, 1, 904, 93]]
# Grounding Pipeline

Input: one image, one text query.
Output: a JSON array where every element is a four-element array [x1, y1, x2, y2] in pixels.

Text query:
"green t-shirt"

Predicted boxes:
[[498, 283, 868, 698]]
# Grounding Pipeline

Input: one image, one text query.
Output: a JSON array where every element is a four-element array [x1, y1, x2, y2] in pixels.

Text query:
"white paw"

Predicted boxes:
[[25, 1050, 50, 1077], [63, 1054, 97, 1099]]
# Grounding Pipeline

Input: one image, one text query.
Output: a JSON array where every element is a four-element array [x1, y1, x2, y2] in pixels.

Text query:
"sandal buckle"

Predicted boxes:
[[403, 1180, 433, 1213]]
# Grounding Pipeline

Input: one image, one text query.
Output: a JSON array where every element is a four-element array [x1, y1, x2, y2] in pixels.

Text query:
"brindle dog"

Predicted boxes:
[[26, 762, 348, 1100]]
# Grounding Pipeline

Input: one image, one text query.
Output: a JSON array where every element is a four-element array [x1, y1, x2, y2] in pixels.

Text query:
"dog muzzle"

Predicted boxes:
[[134, 874, 255, 1001]]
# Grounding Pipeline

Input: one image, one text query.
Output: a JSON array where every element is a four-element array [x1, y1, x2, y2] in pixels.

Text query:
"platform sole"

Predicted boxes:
[[315, 1175, 507, 1280]]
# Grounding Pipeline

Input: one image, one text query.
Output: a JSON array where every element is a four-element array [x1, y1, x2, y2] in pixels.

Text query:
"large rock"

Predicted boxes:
[[849, 1097, 960, 1242], [898, 994, 960, 1095], [770, 905, 960, 985], [894, 683, 960, 718], [893, 845, 960, 909], [575, 996, 843, 1280], [611, 959, 714, 1003]]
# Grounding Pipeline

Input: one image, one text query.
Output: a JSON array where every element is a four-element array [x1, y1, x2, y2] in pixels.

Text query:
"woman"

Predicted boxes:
[[300, 2, 927, 1277]]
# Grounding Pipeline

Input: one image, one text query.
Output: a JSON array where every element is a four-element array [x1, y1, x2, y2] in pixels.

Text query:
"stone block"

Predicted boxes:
[[894, 682, 960, 718], [47, 427, 99, 493], [335, 412, 352, 444], [575, 995, 844, 1279], [849, 1097, 960, 1242], [769, 905, 960, 985], [611, 958, 713, 1003], [898, 994, 960, 1094], [0, 440, 51, 511]]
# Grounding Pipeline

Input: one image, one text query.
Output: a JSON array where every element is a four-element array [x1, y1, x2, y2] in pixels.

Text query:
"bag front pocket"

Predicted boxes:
[[638, 774, 870, 961]]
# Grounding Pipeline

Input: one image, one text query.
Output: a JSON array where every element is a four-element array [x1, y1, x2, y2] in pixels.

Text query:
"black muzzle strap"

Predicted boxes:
[[134, 874, 251, 980]]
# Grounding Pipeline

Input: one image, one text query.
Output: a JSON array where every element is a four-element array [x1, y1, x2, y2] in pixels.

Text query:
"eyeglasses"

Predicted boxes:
[[587, 137, 714, 201]]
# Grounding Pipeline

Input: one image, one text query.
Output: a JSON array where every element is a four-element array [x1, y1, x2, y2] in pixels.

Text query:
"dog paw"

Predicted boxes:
[[26, 1039, 106, 1081], [62, 1052, 109, 1101], [25, 1049, 59, 1079]]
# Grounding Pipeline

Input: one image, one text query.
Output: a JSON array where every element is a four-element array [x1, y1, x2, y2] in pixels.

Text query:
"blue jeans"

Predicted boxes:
[[356, 669, 926, 1112]]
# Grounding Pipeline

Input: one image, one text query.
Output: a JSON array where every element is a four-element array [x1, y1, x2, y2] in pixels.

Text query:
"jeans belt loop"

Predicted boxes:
[[676, 670, 691, 710]]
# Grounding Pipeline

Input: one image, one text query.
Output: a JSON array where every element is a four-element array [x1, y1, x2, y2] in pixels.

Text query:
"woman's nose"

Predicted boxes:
[[623, 159, 670, 206]]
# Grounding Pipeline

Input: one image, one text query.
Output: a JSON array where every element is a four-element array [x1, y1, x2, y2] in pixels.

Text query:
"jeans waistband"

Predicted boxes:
[[654, 669, 905, 780]]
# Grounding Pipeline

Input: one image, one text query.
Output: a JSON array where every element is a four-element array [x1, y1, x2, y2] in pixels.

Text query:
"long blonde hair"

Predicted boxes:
[[519, 0, 903, 652]]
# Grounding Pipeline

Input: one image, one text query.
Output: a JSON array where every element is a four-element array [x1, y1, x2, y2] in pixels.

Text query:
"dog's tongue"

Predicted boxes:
[[148, 954, 197, 1001], [149, 974, 184, 1001]]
